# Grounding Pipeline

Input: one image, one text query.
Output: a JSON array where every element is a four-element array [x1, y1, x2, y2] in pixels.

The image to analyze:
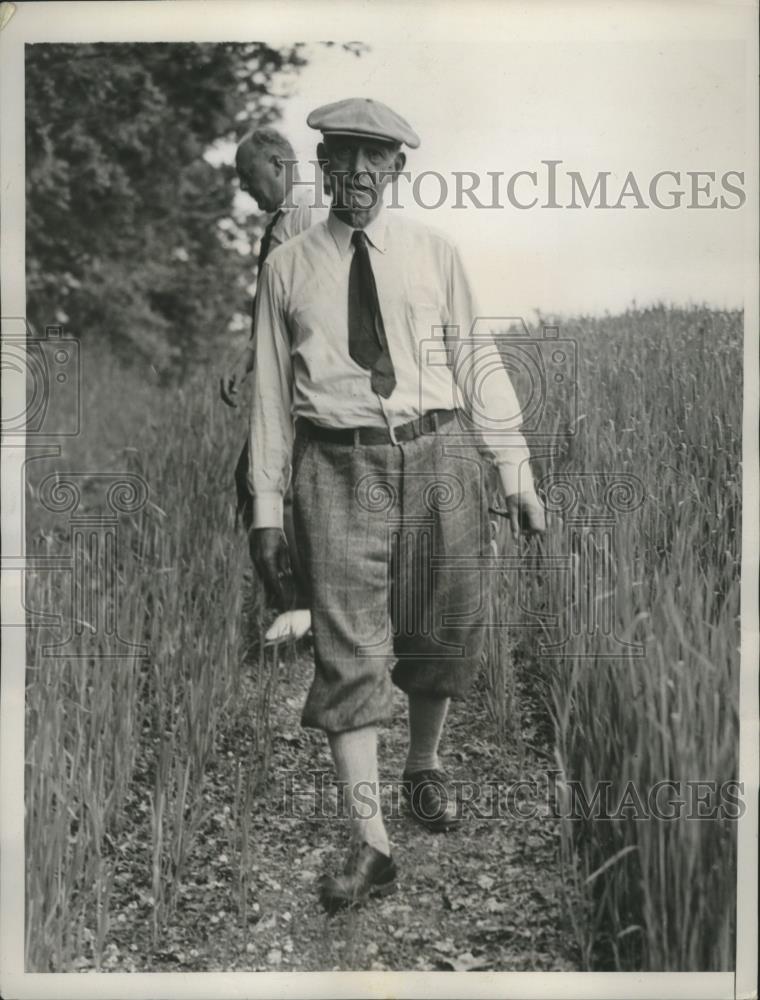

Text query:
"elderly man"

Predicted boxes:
[[221, 126, 324, 620], [221, 126, 314, 408], [248, 98, 545, 912]]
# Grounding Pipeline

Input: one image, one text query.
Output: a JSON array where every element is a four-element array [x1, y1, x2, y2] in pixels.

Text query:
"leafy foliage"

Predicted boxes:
[[25, 42, 307, 376]]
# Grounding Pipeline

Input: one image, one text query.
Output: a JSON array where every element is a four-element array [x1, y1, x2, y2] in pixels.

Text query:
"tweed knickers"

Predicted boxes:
[[292, 419, 492, 733]]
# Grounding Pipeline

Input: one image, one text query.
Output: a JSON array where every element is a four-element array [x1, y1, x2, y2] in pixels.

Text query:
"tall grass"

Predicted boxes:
[[24, 360, 259, 969], [24, 307, 741, 972], [486, 305, 741, 969]]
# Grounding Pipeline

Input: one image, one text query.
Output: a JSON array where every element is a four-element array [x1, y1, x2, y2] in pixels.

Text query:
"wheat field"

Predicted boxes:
[[23, 305, 741, 971]]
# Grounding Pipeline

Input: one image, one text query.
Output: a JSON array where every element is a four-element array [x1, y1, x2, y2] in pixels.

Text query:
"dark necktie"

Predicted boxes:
[[258, 209, 283, 275], [348, 230, 396, 398], [252, 209, 283, 320]]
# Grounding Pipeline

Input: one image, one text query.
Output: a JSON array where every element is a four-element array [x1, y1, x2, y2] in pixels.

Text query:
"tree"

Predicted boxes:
[[25, 42, 308, 377]]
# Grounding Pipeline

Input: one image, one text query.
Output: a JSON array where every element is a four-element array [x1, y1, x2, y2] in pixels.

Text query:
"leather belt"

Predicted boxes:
[[295, 409, 459, 446]]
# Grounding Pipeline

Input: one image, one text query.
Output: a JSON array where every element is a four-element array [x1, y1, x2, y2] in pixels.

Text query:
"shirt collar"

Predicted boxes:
[[328, 209, 387, 257]]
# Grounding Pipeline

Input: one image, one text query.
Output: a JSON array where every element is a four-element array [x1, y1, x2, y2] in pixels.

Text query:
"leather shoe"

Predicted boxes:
[[402, 768, 461, 832], [318, 841, 397, 914]]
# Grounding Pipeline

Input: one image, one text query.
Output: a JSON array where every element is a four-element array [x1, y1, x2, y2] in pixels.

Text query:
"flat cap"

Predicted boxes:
[[307, 97, 420, 149]]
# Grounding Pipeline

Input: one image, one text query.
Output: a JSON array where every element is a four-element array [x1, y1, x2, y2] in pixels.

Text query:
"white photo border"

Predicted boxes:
[[1, 2, 757, 998]]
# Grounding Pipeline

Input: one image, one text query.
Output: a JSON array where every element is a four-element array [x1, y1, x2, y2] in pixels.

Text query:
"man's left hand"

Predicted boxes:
[[220, 344, 255, 407], [504, 491, 546, 541]]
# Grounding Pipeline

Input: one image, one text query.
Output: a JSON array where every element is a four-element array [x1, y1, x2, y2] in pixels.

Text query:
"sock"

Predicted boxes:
[[404, 694, 450, 775], [328, 725, 390, 857]]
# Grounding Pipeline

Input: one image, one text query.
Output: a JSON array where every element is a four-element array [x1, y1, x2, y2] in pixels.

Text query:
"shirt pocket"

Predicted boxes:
[[407, 301, 450, 397], [407, 300, 446, 346]]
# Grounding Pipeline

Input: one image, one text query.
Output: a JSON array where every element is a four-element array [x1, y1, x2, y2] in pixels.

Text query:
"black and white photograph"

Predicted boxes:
[[1, 2, 758, 998]]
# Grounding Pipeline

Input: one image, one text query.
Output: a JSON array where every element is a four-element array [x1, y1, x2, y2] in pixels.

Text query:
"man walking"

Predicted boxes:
[[221, 126, 324, 619], [220, 126, 314, 410], [248, 98, 545, 911]]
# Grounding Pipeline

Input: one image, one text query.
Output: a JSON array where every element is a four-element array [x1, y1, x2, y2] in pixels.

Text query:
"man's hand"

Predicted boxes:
[[220, 344, 255, 407], [504, 491, 546, 541], [250, 527, 294, 610]]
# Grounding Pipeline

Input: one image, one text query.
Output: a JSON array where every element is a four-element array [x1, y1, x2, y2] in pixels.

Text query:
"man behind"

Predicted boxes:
[[248, 98, 545, 912], [221, 125, 323, 630]]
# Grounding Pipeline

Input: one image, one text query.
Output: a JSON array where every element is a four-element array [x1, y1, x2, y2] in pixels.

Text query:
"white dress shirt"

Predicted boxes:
[[249, 208, 535, 529]]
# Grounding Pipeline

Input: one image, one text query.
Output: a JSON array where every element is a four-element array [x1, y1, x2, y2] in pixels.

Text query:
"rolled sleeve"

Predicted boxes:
[[445, 245, 535, 498], [496, 460, 534, 499], [252, 491, 284, 529]]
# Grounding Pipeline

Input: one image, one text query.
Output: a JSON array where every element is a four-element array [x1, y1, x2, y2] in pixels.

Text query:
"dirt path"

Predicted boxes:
[[100, 627, 577, 974]]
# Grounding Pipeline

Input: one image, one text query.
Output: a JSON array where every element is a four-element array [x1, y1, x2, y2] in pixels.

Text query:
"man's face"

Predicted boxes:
[[236, 143, 285, 214], [318, 136, 405, 226]]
